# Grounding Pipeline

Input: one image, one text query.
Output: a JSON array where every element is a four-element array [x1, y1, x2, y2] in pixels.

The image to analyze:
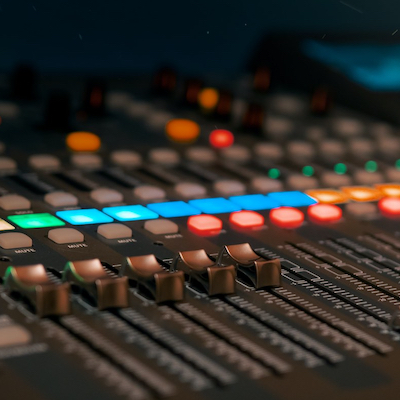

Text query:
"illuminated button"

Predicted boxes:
[[305, 189, 348, 204], [198, 88, 219, 110], [307, 204, 342, 223], [144, 219, 179, 235], [253, 142, 283, 161], [165, 119, 200, 143], [48, 228, 84, 244], [0, 194, 30, 211], [110, 150, 142, 168], [0, 232, 32, 249], [378, 197, 400, 217], [0, 157, 17, 173], [28, 154, 60, 170], [90, 188, 124, 204], [97, 223, 132, 239], [8, 213, 65, 229], [71, 153, 102, 169], [375, 184, 400, 197], [340, 186, 382, 202], [251, 177, 283, 193], [44, 191, 79, 207], [0, 218, 15, 231], [209, 129, 234, 149], [133, 185, 166, 201], [148, 148, 180, 166], [56, 209, 113, 225], [213, 180, 246, 196], [345, 202, 377, 220], [66, 131, 101, 152], [229, 211, 264, 228], [229, 194, 279, 210], [187, 214, 222, 236], [147, 201, 200, 218], [174, 182, 207, 199], [353, 170, 384, 185], [268, 191, 317, 207], [270, 207, 304, 229], [321, 172, 352, 187], [286, 175, 318, 190], [221, 145, 251, 163], [189, 197, 241, 214], [185, 146, 216, 164], [103, 205, 158, 221]]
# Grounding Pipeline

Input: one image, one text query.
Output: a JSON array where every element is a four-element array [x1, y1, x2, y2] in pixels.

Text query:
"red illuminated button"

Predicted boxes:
[[307, 204, 342, 223], [378, 197, 400, 217], [209, 129, 234, 149], [187, 214, 223, 236], [229, 211, 264, 228], [269, 207, 304, 229]]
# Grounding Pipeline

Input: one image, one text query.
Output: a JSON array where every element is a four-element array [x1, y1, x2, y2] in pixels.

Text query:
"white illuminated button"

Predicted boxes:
[[71, 153, 102, 169], [321, 172, 352, 187], [0, 219, 15, 231], [213, 180, 246, 196], [28, 154, 61, 170], [287, 141, 315, 160], [349, 138, 374, 158], [332, 117, 363, 136], [44, 191, 78, 207], [90, 188, 124, 204], [110, 150, 142, 168], [251, 176, 283, 193], [0, 194, 31, 211], [133, 185, 166, 201], [148, 148, 180, 166], [0, 325, 31, 348], [354, 170, 384, 185], [144, 219, 179, 235], [254, 142, 283, 161], [174, 182, 207, 199], [286, 175, 318, 190], [221, 145, 251, 163], [0, 157, 17, 173], [97, 223, 132, 239], [345, 202, 377, 220], [0, 232, 32, 249], [48, 228, 84, 244], [185, 146, 216, 164], [319, 140, 346, 158]]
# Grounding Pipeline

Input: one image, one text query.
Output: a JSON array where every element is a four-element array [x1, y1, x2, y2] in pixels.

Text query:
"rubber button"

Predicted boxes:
[[307, 204, 342, 223], [0, 194, 31, 211], [44, 191, 79, 207], [187, 214, 222, 236], [66, 131, 101, 152], [269, 207, 304, 229], [0, 232, 32, 249], [48, 228, 84, 244], [144, 219, 179, 235], [229, 210, 264, 228], [165, 119, 200, 143], [97, 223, 132, 239]]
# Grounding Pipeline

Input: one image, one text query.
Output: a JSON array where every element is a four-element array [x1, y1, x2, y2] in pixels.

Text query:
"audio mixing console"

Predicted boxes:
[[2, 62, 400, 400]]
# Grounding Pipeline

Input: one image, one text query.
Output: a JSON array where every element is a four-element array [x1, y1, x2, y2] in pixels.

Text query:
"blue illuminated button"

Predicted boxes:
[[56, 209, 113, 225], [103, 205, 158, 221], [229, 194, 280, 211], [147, 201, 200, 218], [268, 191, 317, 207], [188, 197, 241, 214]]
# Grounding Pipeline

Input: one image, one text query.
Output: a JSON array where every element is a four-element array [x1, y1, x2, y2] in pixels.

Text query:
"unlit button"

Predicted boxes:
[[345, 202, 378, 220], [286, 174, 318, 190], [90, 188, 124, 204], [386, 168, 400, 182], [332, 117, 363, 137], [185, 146, 216, 164], [349, 138, 374, 158], [213, 180, 246, 196], [110, 150, 142, 168], [0, 194, 31, 211], [97, 223, 132, 239], [0, 157, 17, 174], [319, 140, 346, 158], [144, 219, 179, 235], [287, 141, 315, 160], [48, 228, 84, 244], [354, 170, 384, 185], [148, 148, 180, 166], [44, 191, 79, 207], [253, 142, 283, 162], [29, 154, 61, 170], [0, 232, 32, 249], [133, 185, 166, 201], [175, 182, 206, 199], [321, 172, 352, 187], [0, 325, 31, 348], [251, 177, 283, 193], [71, 153, 102, 169], [221, 145, 251, 163]]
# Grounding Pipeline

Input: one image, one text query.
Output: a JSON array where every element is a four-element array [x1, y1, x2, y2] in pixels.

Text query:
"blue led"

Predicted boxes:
[[267, 191, 317, 207], [56, 209, 114, 225], [229, 194, 280, 211], [103, 205, 158, 221], [189, 197, 241, 214], [147, 201, 200, 218]]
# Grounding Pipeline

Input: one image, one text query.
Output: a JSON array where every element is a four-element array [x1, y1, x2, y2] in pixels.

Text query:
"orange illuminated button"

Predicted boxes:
[[209, 129, 234, 149], [306, 189, 348, 204], [269, 207, 304, 229], [165, 119, 200, 143], [66, 131, 101, 152], [229, 211, 264, 228], [340, 186, 382, 202], [308, 204, 342, 223], [375, 183, 400, 198], [378, 197, 400, 217], [198, 88, 219, 110], [187, 214, 223, 236]]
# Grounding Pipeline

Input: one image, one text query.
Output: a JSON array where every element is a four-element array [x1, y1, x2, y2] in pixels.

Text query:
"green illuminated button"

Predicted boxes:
[[365, 160, 378, 173], [334, 163, 347, 175], [8, 213, 65, 229], [268, 168, 280, 179], [302, 165, 314, 177]]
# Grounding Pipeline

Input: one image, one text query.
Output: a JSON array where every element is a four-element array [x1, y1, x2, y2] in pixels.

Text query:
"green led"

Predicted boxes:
[[365, 160, 378, 173], [302, 165, 314, 177], [8, 213, 65, 229], [396, 159, 400, 170], [334, 163, 347, 175], [268, 168, 280, 179]]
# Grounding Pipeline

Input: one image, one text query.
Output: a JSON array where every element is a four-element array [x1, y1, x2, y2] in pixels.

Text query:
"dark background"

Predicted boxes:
[[1, 0, 400, 74]]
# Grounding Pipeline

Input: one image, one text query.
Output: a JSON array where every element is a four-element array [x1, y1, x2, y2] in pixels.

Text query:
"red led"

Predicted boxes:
[[378, 197, 400, 217], [187, 214, 223, 236], [229, 210, 264, 228], [307, 204, 342, 223], [269, 207, 304, 229], [209, 129, 234, 149]]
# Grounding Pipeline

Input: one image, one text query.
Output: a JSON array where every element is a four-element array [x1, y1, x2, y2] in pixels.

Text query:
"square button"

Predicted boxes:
[[268, 191, 317, 207], [0, 232, 32, 249], [97, 223, 132, 239], [0, 194, 31, 211], [48, 228, 84, 244], [229, 194, 279, 211], [144, 219, 179, 235], [8, 213, 65, 229], [56, 209, 113, 225], [188, 197, 241, 214], [102, 205, 158, 221], [147, 201, 200, 218]]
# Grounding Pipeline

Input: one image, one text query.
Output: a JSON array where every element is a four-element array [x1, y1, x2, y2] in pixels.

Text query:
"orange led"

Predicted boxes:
[[269, 207, 304, 229], [375, 183, 400, 198], [306, 189, 348, 204], [198, 87, 219, 110], [340, 186, 382, 202], [165, 119, 200, 143], [209, 129, 234, 149], [378, 197, 400, 217], [229, 211, 264, 228], [187, 214, 222, 236], [308, 204, 342, 223], [66, 131, 101, 152]]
